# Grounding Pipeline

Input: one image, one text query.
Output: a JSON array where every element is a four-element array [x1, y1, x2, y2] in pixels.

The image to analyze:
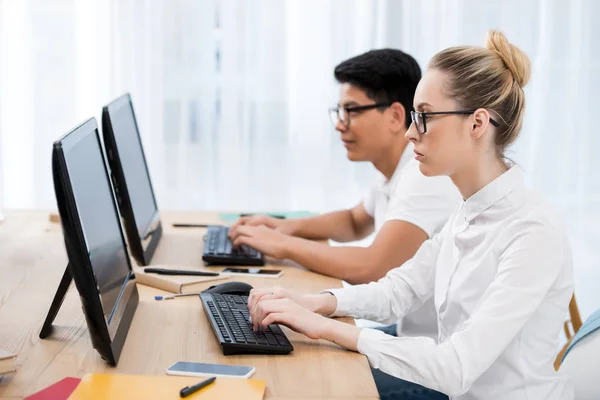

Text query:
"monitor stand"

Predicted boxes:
[[39, 264, 72, 339]]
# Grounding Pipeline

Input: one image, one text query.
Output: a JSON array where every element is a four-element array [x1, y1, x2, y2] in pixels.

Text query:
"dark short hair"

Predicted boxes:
[[334, 49, 421, 129]]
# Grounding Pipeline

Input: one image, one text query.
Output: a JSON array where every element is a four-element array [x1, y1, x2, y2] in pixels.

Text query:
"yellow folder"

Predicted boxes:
[[69, 373, 266, 400]]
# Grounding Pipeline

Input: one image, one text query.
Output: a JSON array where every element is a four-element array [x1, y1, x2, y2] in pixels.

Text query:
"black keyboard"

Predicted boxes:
[[202, 226, 264, 266], [200, 293, 293, 355]]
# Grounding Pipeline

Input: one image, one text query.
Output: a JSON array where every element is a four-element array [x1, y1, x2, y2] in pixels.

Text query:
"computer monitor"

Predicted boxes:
[[40, 118, 138, 366], [102, 93, 161, 266], [102, 94, 264, 267]]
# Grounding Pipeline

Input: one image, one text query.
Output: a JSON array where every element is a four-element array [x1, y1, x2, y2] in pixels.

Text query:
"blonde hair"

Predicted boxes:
[[429, 30, 531, 158]]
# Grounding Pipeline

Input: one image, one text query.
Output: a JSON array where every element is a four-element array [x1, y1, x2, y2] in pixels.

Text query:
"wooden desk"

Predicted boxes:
[[0, 211, 378, 399]]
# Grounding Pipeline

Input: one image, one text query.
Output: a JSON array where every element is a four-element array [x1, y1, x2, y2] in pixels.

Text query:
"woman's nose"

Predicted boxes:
[[405, 123, 419, 142]]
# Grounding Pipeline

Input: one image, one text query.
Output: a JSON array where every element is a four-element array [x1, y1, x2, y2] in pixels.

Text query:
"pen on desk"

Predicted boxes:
[[155, 292, 202, 301], [143, 268, 220, 277], [180, 376, 216, 398], [172, 223, 211, 228]]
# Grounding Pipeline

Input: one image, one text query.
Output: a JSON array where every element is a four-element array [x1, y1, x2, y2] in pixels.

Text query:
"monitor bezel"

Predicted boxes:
[[101, 93, 162, 266]]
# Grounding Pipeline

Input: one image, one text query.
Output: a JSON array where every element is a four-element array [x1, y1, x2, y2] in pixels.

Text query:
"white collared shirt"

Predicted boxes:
[[362, 143, 460, 339], [329, 167, 574, 400]]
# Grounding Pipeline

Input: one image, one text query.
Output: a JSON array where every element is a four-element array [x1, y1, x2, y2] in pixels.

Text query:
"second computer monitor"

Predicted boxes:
[[102, 93, 161, 266], [103, 93, 264, 267]]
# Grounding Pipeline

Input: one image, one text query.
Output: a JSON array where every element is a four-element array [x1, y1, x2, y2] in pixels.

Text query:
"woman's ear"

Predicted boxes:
[[470, 108, 491, 140]]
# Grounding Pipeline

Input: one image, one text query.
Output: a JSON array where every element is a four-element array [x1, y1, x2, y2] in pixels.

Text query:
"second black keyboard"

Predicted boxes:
[[202, 225, 264, 266], [200, 293, 293, 355]]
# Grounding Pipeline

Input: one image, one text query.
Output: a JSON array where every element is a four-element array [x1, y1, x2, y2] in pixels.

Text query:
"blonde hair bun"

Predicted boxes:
[[485, 30, 531, 88]]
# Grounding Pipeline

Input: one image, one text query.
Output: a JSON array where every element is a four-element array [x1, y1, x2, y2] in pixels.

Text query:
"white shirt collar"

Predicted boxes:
[[461, 165, 526, 223]]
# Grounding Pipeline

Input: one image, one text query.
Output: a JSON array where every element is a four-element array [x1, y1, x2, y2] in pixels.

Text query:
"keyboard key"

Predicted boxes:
[[275, 335, 289, 346], [264, 333, 278, 344]]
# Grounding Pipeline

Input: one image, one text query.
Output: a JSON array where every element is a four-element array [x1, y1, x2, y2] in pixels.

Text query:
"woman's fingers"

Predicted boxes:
[[248, 286, 285, 309], [248, 287, 278, 309], [251, 298, 292, 331], [261, 312, 291, 330]]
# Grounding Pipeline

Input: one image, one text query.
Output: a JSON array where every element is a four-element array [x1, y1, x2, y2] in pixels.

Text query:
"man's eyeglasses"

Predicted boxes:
[[329, 103, 391, 127], [410, 110, 500, 134]]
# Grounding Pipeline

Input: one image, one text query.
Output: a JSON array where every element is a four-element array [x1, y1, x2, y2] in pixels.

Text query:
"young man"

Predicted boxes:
[[229, 49, 459, 339]]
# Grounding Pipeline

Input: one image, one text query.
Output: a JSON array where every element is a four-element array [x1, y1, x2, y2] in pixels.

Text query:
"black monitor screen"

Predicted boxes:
[[109, 102, 157, 239], [64, 131, 131, 325]]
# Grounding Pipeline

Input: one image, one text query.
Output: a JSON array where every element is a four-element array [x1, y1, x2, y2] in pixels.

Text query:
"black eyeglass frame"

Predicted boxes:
[[410, 110, 500, 134], [329, 102, 391, 127]]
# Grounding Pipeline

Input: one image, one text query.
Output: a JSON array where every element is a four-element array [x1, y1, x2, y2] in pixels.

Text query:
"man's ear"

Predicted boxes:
[[470, 108, 492, 140], [389, 102, 406, 133]]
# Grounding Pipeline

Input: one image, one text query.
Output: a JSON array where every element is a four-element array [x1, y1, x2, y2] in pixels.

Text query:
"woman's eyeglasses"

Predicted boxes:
[[410, 110, 500, 134]]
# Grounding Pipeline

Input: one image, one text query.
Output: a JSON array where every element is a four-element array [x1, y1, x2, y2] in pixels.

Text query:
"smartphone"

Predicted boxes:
[[166, 361, 255, 379], [221, 267, 283, 278]]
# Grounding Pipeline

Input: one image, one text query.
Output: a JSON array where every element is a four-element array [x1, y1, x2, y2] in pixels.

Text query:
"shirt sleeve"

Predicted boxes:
[[362, 180, 379, 218], [385, 161, 459, 238], [326, 225, 445, 322], [353, 222, 570, 397]]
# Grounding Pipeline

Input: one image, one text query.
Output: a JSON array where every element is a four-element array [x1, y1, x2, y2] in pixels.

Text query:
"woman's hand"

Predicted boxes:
[[250, 297, 328, 339], [249, 293, 361, 351], [247, 286, 337, 315]]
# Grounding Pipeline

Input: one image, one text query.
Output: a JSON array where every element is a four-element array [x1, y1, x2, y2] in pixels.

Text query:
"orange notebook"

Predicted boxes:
[[68, 373, 266, 400]]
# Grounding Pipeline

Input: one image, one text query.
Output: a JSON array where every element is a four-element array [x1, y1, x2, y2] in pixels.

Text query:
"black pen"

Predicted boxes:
[[180, 376, 216, 398], [143, 268, 219, 277], [172, 223, 211, 228]]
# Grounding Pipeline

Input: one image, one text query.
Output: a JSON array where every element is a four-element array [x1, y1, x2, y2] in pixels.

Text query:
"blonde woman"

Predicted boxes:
[[246, 30, 574, 400]]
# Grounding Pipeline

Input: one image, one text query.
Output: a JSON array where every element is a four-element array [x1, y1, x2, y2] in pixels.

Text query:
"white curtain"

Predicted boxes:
[[1, 0, 598, 314]]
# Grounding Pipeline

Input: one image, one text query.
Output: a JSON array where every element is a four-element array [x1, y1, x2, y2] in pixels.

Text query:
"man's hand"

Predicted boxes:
[[229, 215, 294, 238], [230, 225, 291, 259]]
